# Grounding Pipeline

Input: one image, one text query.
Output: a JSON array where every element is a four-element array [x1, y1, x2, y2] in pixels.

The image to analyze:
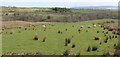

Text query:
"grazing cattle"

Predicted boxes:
[[80, 26, 83, 28], [93, 24, 96, 27], [88, 26, 91, 28], [42, 25, 46, 28], [99, 25, 101, 27]]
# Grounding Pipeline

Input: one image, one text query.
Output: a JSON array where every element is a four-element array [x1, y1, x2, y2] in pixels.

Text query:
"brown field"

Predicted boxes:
[[2, 21, 55, 29], [102, 23, 119, 30]]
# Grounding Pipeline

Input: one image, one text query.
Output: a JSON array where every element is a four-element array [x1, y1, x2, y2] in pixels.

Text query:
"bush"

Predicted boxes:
[[72, 44, 76, 48], [10, 30, 14, 34], [65, 38, 71, 44], [34, 34, 39, 40], [76, 51, 80, 57], [92, 46, 98, 51], [43, 36, 47, 42], [87, 46, 91, 52], [63, 49, 71, 56]]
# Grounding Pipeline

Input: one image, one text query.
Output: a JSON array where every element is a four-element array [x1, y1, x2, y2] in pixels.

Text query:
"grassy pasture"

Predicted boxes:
[[2, 19, 119, 55]]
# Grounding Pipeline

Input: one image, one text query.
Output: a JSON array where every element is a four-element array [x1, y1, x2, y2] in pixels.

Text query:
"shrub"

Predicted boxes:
[[106, 37, 108, 41], [43, 36, 47, 42], [114, 41, 120, 50], [34, 34, 39, 40], [58, 30, 62, 34], [65, 42, 68, 46], [103, 28, 106, 30], [94, 36, 100, 40], [104, 34, 106, 37], [115, 36, 117, 38], [10, 30, 14, 34], [11, 52, 18, 55], [63, 49, 71, 56], [18, 31, 21, 33], [104, 39, 107, 43], [72, 36, 74, 38], [114, 50, 120, 57], [106, 32, 108, 34], [2, 28, 5, 31], [114, 44, 117, 47], [25, 28, 27, 30], [103, 52, 110, 56], [72, 44, 76, 48], [72, 25, 74, 27], [65, 28, 67, 31], [97, 31, 99, 33], [112, 35, 114, 38], [102, 31, 104, 33], [99, 42, 102, 45], [76, 51, 80, 57], [92, 46, 98, 51], [86, 30, 88, 32], [33, 28, 35, 30], [78, 29, 81, 32], [35, 52, 43, 55], [87, 46, 91, 52], [109, 36, 111, 39], [108, 29, 113, 31]]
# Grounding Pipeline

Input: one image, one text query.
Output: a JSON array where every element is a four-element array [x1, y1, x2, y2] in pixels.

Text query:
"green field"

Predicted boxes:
[[2, 19, 119, 55]]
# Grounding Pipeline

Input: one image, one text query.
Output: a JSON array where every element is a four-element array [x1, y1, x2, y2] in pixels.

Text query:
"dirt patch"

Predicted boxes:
[[101, 23, 119, 30], [2, 21, 55, 29], [101, 23, 120, 35]]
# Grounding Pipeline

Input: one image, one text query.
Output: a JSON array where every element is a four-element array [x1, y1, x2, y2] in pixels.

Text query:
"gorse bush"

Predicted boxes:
[[92, 46, 98, 51], [34, 34, 39, 40]]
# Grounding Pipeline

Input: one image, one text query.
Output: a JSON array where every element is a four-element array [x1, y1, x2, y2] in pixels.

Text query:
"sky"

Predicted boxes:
[[0, 0, 120, 8]]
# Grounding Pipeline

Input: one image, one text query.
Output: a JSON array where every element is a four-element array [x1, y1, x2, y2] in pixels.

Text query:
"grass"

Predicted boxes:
[[2, 19, 118, 55]]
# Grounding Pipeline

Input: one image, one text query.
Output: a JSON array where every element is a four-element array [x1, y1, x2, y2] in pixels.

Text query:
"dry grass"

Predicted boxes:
[[2, 21, 55, 29], [101, 23, 119, 30]]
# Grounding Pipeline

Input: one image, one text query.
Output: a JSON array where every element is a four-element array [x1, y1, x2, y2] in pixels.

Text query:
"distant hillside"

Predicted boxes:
[[72, 6, 118, 10], [2, 7, 118, 22]]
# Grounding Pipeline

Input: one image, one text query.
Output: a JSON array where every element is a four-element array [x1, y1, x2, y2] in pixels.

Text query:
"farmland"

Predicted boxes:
[[2, 19, 119, 55]]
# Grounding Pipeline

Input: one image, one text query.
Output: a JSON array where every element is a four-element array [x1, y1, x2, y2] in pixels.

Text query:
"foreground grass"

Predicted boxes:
[[2, 19, 118, 55]]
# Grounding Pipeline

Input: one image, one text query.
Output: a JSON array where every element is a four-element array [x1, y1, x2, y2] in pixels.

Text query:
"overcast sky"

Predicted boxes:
[[0, 0, 119, 7]]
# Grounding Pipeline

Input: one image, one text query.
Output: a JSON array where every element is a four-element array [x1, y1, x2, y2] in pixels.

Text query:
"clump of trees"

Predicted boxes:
[[51, 7, 71, 13]]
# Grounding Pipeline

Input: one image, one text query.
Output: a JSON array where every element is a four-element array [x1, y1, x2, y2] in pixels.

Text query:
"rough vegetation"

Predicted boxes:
[[2, 7, 118, 22], [2, 19, 119, 55]]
